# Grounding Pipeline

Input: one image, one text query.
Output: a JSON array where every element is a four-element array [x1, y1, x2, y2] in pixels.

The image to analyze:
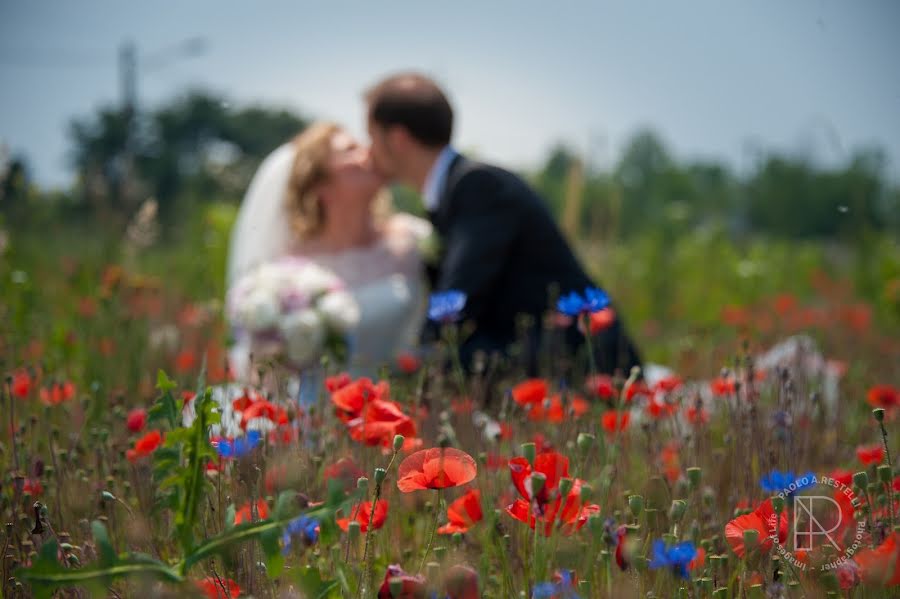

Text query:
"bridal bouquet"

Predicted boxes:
[[226, 257, 360, 368]]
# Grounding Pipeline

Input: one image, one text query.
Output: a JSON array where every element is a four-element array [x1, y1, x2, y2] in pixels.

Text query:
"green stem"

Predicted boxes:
[[418, 489, 443, 574], [879, 420, 895, 529]]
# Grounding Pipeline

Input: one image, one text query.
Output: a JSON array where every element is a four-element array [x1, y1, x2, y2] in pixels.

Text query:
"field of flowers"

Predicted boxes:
[[1, 213, 899, 599]]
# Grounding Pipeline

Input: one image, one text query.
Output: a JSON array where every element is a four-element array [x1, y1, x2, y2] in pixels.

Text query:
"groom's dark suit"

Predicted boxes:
[[427, 154, 642, 376]]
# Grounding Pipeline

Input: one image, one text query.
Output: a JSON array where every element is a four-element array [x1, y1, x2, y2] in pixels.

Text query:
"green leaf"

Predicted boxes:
[[16, 539, 182, 599], [296, 566, 340, 599], [91, 521, 116, 566], [259, 526, 284, 578]]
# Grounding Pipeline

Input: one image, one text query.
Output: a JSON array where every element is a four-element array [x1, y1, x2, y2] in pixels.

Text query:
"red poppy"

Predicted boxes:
[[585, 375, 617, 401], [11, 370, 32, 398], [239, 398, 289, 430], [325, 372, 352, 392], [324, 457, 365, 493], [659, 442, 681, 484], [126, 408, 147, 433], [511, 378, 548, 407], [331, 377, 388, 422], [625, 381, 651, 402], [234, 499, 269, 525], [685, 405, 709, 426], [654, 376, 683, 394], [397, 448, 477, 493], [378, 565, 426, 598], [857, 444, 885, 466], [485, 453, 509, 470], [231, 388, 263, 412], [506, 478, 600, 536], [721, 304, 750, 327], [601, 410, 630, 434], [38, 381, 76, 405], [196, 577, 241, 599], [528, 394, 589, 423], [175, 349, 198, 373], [725, 498, 788, 558], [126, 430, 163, 462], [830, 469, 854, 487], [23, 478, 43, 497], [348, 399, 417, 448], [645, 397, 678, 419], [505, 451, 600, 536], [709, 377, 736, 397], [337, 500, 388, 533], [868, 385, 900, 410], [181, 390, 197, 407], [614, 526, 629, 570], [689, 547, 706, 571], [583, 307, 616, 335], [438, 489, 483, 534], [856, 532, 900, 586], [773, 293, 797, 316], [396, 352, 421, 374]]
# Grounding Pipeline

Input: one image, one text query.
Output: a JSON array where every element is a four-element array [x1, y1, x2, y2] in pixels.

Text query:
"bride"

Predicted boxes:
[[226, 122, 431, 389]]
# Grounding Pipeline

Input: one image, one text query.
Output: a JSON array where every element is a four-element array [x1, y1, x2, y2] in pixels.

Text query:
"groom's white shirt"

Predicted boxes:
[[422, 145, 458, 212]]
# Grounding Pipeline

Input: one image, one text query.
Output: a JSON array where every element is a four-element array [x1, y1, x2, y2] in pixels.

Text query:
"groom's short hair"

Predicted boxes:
[[365, 72, 453, 148]]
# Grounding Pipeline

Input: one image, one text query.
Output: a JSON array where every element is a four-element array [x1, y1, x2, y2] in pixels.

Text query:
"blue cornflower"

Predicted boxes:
[[533, 570, 580, 598], [216, 430, 262, 459], [648, 539, 697, 579], [556, 287, 610, 317], [281, 515, 319, 555], [759, 470, 817, 495], [428, 290, 467, 323]]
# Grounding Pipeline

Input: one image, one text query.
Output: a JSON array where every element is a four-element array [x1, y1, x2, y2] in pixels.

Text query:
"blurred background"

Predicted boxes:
[[1, 0, 898, 376]]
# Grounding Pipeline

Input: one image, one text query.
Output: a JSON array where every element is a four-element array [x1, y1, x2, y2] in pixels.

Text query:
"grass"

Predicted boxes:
[[1, 207, 899, 598]]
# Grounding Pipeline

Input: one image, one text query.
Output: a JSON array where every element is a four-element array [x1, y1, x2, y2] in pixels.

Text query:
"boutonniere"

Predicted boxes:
[[418, 230, 443, 266]]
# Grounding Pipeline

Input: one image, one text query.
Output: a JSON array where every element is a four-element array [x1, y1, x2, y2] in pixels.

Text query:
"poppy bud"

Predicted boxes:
[[743, 528, 759, 552], [452, 532, 463, 545], [748, 584, 764, 599], [347, 520, 361, 542], [686, 467, 702, 489], [389, 577, 404, 596], [712, 587, 728, 599], [521, 442, 536, 466], [530, 472, 546, 496], [771, 496, 785, 514], [357, 477, 369, 492], [558, 477, 574, 497], [628, 495, 644, 518], [393, 435, 405, 452], [576, 433, 594, 455], [877, 465, 892, 484], [873, 408, 885, 422], [669, 499, 687, 521], [374, 468, 387, 485], [580, 483, 593, 503], [433, 546, 447, 561], [853, 471, 869, 490]]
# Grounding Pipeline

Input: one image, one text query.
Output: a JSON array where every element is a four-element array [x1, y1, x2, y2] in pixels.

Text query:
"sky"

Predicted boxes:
[[1, 0, 899, 188]]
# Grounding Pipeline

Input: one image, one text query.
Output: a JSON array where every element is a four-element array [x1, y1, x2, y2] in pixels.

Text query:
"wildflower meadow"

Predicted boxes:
[[1, 208, 899, 599]]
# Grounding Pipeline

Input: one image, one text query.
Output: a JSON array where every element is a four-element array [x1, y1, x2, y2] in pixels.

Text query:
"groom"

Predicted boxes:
[[364, 72, 641, 377]]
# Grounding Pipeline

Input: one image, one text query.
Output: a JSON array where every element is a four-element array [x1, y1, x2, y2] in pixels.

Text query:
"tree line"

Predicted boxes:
[[2, 90, 898, 242]]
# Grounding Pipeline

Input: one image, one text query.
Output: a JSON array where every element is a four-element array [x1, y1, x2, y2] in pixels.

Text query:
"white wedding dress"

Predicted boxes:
[[222, 142, 431, 420]]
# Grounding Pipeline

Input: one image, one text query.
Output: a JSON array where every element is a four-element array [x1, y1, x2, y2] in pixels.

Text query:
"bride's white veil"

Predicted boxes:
[[226, 142, 297, 287]]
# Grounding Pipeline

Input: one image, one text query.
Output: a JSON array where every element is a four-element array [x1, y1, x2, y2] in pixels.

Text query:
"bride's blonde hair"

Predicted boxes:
[[285, 122, 391, 241]]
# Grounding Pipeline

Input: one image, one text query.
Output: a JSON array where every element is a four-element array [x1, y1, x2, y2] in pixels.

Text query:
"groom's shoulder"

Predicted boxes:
[[448, 156, 535, 199]]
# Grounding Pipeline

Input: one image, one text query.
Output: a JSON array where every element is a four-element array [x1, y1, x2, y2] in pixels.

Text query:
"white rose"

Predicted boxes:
[[240, 288, 280, 331], [317, 290, 360, 332], [279, 308, 325, 366]]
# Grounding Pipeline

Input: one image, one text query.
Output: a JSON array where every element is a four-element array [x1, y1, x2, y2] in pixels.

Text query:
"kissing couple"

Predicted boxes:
[[226, 72, 642, 390]]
